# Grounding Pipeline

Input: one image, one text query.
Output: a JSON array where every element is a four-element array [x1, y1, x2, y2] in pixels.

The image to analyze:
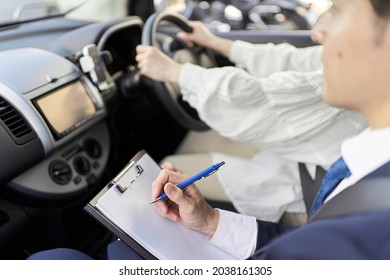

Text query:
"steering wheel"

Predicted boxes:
[[142, 11, 217, 131]]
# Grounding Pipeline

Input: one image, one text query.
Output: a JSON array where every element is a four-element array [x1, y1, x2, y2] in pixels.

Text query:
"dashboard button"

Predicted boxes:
[[73, 156, 91, 175], [73, 176, 82, 185], [49, 160, 72, 185], [83, 138, 102, 159]]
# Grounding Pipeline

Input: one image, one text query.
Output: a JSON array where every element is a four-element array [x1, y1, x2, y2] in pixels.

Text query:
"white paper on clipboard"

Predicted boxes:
[[90, 150, 237, 260]]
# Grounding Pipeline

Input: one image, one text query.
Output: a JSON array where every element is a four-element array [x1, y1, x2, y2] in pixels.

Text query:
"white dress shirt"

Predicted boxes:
[[177, 41, 368, 221]]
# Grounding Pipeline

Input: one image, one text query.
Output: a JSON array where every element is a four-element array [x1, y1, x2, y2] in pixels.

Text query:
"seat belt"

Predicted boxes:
[[308, 177, 390, 222], [298, 163, 326, 213]]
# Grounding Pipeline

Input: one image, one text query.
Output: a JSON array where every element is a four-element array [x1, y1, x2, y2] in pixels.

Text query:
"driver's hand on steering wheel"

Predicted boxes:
[[136, 45, 183, 83], [176, 21, 217, 49]]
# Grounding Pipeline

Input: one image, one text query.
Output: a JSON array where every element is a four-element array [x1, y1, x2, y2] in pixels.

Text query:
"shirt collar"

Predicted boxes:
[[341, 127, 390, 180]]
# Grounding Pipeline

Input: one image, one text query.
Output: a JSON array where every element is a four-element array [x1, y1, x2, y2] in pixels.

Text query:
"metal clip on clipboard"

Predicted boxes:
[[107, 161, 144, 193]]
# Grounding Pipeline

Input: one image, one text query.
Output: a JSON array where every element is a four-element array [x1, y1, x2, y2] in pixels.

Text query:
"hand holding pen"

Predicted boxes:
[[150, 161, 225, 204], [150, 161, 225, 237]]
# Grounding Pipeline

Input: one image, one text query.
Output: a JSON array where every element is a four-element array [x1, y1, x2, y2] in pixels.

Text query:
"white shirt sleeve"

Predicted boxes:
[[178, 63, 367, 166], [208, 209, 258, 259], [229, 41, 323, 77]]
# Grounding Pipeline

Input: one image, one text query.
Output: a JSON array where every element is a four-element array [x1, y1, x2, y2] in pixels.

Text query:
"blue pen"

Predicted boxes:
[[150, 161, 225, 204]]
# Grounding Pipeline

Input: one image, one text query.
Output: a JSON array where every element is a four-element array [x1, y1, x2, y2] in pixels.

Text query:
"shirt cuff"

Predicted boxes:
[[178, 62, 204, 107], [230, 40, 249, 63], [209, 209, 258, 259]]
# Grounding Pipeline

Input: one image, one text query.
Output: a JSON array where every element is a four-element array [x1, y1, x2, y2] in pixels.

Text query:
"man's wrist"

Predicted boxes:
[[204, 208, 220, 238]]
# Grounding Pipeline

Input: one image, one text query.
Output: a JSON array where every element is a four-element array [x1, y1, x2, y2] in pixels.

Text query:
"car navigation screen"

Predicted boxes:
[[35, 81, 97, 137]]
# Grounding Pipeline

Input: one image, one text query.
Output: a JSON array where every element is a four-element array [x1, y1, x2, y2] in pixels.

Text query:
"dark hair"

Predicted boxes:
[[370, 0, 390, 18]]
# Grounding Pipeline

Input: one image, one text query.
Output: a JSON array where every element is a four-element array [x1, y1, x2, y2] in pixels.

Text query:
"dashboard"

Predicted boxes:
[[0, 17, 143, 201], [0, 47, 107, 200]]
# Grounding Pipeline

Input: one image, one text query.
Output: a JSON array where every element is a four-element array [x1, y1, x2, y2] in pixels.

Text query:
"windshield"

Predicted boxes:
[[0, 0, 127, 26], [0, 0, 84, 24]]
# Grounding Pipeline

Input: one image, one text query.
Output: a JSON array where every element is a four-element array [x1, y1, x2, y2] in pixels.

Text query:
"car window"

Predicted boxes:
[[61, 0, 128, 21], [155, 0, 331, 32], [0, 0, 127, 25]]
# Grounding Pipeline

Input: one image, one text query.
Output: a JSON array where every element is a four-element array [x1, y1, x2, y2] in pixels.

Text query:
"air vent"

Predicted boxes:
[[0, 96, 35, 144]]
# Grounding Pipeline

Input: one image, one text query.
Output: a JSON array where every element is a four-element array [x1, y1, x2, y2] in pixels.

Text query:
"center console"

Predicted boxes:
[[0, 47, 110, 200]]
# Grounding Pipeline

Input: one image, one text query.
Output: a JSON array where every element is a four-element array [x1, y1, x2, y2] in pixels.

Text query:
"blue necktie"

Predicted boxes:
[[308, 157, 351, 217]]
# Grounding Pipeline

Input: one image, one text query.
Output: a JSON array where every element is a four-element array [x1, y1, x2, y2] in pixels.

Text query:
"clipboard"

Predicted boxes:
[[84, 150, 237, 260]]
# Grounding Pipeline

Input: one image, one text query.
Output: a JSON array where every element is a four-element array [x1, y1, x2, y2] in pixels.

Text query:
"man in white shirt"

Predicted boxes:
[[136, 19, 367, 224]]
